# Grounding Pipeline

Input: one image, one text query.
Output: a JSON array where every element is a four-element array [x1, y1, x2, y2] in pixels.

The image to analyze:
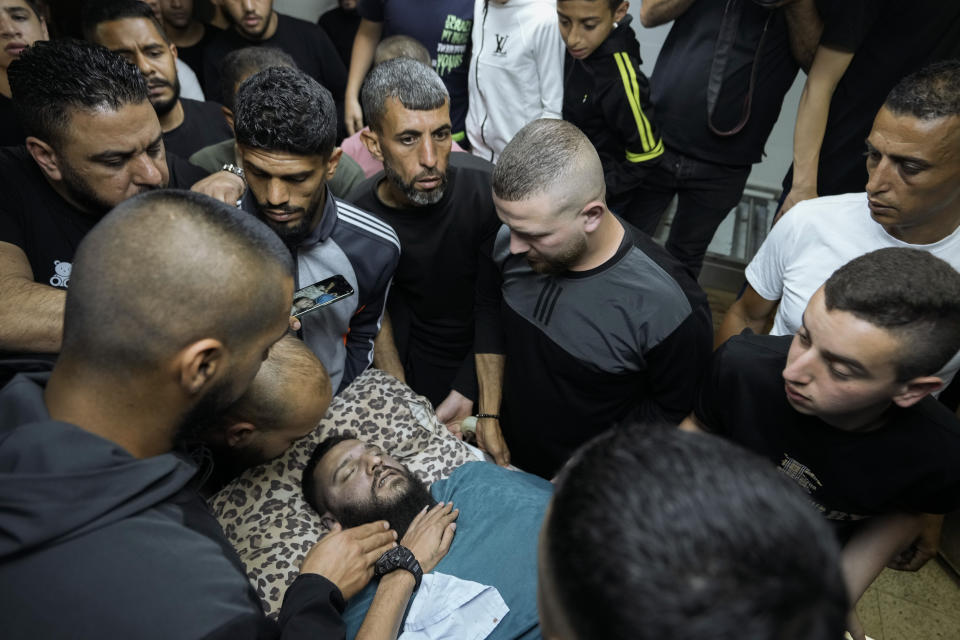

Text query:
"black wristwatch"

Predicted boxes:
[[374, 545, 423, 590]]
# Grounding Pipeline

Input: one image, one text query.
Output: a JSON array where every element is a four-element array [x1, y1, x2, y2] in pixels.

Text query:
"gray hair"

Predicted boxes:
[[361, 57, 449, 132], [235, 66, 337, 157], [493, 119, 603, 202]]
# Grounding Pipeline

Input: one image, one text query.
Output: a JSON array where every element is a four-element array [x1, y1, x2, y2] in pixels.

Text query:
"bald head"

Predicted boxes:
[[62, 189, 294, 373], [492, 119, 605, 213]]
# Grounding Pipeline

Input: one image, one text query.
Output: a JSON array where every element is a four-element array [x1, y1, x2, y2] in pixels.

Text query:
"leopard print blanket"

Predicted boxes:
[[209, 368, 476, 617]]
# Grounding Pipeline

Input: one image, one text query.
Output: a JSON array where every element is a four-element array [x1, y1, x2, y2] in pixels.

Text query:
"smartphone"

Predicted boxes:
[[291, 274, 355, 318]]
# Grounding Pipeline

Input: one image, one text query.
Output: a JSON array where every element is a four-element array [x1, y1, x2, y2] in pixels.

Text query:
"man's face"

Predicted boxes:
[[93, 17, 181, 117], [493, 190, 588, 274], [782, 288, 905, 431], [221, 0, 274, 40], [376, 98, 452, 207], [0, 0, 48, 71], [313, 439, 435, 535], [52, 101, 169, 214], [159, 0, 194, 29], [864, 107, 960, 240], [339, 0, 357, 9], [557, 0, 626, 60], [239, 145, 336, 246]]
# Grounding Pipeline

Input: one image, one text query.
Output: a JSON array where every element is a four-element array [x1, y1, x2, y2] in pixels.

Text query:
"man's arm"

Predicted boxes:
[[341, 271, 395, 392], [678, 412, 707, 433], [344, 19, 383, 135], [0, 242, 64, 353], [887, 513, 944, 572], [782, 0, 822, 72], [372, 311, 406, 382], [475, 353, 509, 466], [715, 284, 778, 348], [779, 45, 854, 217], [638, 0, 696, 28], [841, 513, 923, 640], [532, 16, 565, 120]]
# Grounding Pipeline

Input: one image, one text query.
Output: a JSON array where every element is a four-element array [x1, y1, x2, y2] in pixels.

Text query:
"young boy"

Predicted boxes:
[[558, 0, 663, 217], [684, 247, 960, 639]]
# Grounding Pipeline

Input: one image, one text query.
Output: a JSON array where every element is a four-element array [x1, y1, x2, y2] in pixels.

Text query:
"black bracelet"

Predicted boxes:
[[476, 413, 500, 420]]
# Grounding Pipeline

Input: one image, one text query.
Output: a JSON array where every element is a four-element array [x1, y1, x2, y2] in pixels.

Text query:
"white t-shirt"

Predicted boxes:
[[746, 191, 960, 383]]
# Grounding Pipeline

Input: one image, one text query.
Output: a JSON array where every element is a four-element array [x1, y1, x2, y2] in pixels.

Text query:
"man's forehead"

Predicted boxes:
[[62, 102, 160, 149], [870, 108, 960, 160], [239, 146, 327, 174], [382, 97, 450, 132], [97, 17, 166, 44]]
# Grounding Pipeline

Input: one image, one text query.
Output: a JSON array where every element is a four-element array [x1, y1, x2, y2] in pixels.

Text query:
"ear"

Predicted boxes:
[[225, 421, 256, 448], [360, 128, 383, 162], [169, 42, 179, 60], [580, 200, 606, 233], [891, 376, 943, 408], [25, 136, 62, 181], [319, 513, 339, 530], [222, 106, 235, 132], [177, 338, 226, 396], [325, 147, 342, 182], [40, 19, 49, 40], [614, 1, 630, 22]]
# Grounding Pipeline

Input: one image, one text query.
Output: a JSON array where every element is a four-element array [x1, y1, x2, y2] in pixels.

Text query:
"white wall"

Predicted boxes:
[[628, 5, 803, 192], [274, 0, 337, 23]]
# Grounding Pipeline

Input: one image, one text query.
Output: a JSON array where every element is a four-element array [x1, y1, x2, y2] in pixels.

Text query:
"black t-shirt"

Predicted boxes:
[[651, 2, 799, 166], [475, 221, 713, 479], [0, 95, 25, 147], [0, 146, 207, 287], [318, 7, 360, 69], [163, 98, 232, 159], [175, 25, 222, 89], [201, 12, 347, 114], [783, 0, 960, 196], [347, 158, 500, 405], [695, 333, 960, 519]]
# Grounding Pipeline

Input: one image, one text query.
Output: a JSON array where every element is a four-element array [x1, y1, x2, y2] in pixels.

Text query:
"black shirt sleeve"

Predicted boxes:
[[474, 229, 506, 356], [276, 574, 347, 640], [168, 152, 212, 189], [816, 0, 880, 52]]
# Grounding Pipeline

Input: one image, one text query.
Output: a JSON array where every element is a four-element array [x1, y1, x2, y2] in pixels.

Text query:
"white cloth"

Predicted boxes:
[[465, 0, 564, 163], [176, 59, 205, 101], [399, 572, 508, 640], [746, 191, 960, 385]]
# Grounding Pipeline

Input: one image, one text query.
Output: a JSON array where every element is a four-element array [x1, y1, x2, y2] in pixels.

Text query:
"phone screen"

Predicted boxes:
[[291, 274, 355, 318]]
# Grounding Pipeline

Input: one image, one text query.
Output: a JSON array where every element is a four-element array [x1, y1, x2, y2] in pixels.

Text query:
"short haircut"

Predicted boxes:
[[219, 46, 296, 112], [81, 0, 169, 44], [545, 424, 847, 640], [373, 35, 431, 66], [23, 0, 48, 21], [8, 38, 148, 148], [823, 247, 960, 381], [361, 56, 448, 133], [557, 0, 623, 12], [234, 66, 337, 157], [199, 335, 331, 437], [492, 118, 602, 203], [301, 432, 357, 514], [62, 190, 294, 373], [884, 59, 960, 120]]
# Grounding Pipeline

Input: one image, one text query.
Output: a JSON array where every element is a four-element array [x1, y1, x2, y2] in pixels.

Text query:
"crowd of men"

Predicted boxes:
[[1, 0, 959, 639]]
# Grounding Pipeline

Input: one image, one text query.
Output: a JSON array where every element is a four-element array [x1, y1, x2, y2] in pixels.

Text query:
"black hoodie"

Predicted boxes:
[[562, 15, 664, 205], [0, 373, 346, 640]]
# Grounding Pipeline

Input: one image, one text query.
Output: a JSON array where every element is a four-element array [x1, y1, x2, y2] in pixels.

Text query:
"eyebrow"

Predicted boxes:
[[89, 134, 163, 164], [800, 313, 869, 375], [864, 139, 931, 170]]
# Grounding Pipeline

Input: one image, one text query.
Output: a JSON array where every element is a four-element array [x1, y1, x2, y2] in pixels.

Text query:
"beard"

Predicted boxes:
[[173, 375, 242, 448], [383, 161, 447, 207], [58, 156, 160, 216], [149, 75, 182, 117], [230, 10, 272, 40], [334, 467, 436, 538], [253, 186, 326, 249], [527, 233, 588, 275]]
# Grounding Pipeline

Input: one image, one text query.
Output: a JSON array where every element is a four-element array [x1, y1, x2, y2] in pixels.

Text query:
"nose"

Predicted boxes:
[[865, 156, 891, 196], [132, 152, 165, 187], [509, 232, 530, 255], [242, 0, 256, 12], [419, 138, 437, 169], [266, 178, 289, 206], [0, 13, 19, 37], [782, 344, 815, 385], [133, 51, 154, 77], [170, 0, 184, 8], [362, 451, 383, 475]]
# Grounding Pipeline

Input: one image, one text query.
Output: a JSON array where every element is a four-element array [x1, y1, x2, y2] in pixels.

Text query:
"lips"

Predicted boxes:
[[4, 42, 27, 56], [784, 383, 809, 405], [265, 209, 299, 222], [868, 199, 896, 214], [568, 47, 588, 59]]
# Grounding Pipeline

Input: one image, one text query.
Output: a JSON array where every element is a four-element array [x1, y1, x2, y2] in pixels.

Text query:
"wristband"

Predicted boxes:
[[476, 413, 500, 420], [220, 163, 246, 182]]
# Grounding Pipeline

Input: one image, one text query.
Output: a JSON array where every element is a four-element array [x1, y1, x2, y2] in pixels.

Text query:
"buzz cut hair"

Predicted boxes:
[[361, 56, 448, 133], [219, 46, 297, 112], [884, 59, 960, 121]]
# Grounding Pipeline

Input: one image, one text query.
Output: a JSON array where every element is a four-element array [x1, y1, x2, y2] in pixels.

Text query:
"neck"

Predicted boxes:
[[44, 361, 180, 459], [819, 402, 893, 434], [883, 211, 960, 245], [164, 20, 205, 47], [376, 177, 411, 209], [0, 68, 10, 98], [158, 99, 185, 133], [573, 210, 624, 271]]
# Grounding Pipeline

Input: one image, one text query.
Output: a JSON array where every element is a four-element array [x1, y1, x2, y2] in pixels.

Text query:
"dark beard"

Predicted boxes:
[[254, 185, 326, 249], [150, 76, 182, 117], [383, 161, 446, 206], [334, 468, 436, 538]]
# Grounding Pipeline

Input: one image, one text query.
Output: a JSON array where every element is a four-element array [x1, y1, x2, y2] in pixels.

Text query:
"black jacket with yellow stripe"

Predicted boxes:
[[562, 15, 663, 204]]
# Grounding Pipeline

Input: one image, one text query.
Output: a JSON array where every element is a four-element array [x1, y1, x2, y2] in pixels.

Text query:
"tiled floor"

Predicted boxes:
[[856, 560, 960, 639], [704, 284, 960, 640]]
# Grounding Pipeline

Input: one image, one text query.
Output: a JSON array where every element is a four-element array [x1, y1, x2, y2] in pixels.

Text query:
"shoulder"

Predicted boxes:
[[332, 197, 401, 255], [717, 332, 792, 372]]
